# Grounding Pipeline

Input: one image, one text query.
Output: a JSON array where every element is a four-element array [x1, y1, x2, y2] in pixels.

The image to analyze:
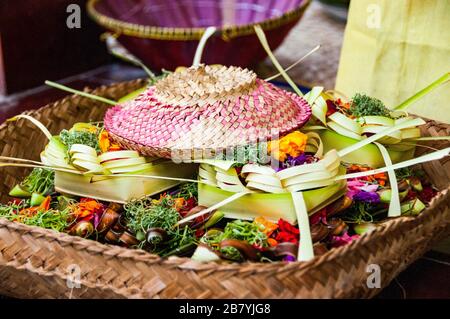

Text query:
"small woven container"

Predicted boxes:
[[0, 80, 449, 299], [104, 65, 312, 159]]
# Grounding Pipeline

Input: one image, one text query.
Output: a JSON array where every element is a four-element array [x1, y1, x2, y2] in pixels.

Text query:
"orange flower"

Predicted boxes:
[[373, 173, 387, 181], [268, 131, 308, 162], [108, 143, 122, 151], [39, 196, 51, 211], [99, 131, 111, 153], [347, 164, 387, 186], [173, 198, 186, 212], [278, 139, 293, 154], [254, 217, 278, 237], [18, 195, 52, 216], [73, 200, 103, 219], [373, 173, 387, 186], [267, 238, 278, 247], [99, 130, 123, 152]]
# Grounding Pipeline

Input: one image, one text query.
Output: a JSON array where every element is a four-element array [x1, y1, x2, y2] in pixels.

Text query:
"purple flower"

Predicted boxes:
[[277, 154, 317, 171], [168, 189, 179, 196], [283, 255, 296, 262], [353, 191, 380, 204], [347, 180, 379, 199]]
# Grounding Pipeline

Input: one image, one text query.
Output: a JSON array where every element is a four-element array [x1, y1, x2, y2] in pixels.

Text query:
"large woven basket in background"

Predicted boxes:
[[87, 0, 310, 70], [0, 80, 449, 299]]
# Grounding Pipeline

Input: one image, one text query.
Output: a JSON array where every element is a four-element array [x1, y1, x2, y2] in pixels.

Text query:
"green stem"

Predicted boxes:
[[393, 73, 450, 110], [139, 63, 157, 82], [45, 80, 117, 106], [110, 52, 156, 81], [254, 25, 304, 97]]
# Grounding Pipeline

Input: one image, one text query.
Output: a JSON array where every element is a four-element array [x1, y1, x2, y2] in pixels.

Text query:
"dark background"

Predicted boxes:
[[0, 0, 110, 95]]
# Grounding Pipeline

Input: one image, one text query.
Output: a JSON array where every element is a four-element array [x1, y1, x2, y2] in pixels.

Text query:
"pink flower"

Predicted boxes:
[[347, 180, 378, 199], [361, 184, 378, 193], [347, 180, 365, 199], [331, 231, 360, 248]]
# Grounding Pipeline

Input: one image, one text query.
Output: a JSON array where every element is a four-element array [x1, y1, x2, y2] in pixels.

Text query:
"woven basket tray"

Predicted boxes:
[[0, 80, 449, 299]]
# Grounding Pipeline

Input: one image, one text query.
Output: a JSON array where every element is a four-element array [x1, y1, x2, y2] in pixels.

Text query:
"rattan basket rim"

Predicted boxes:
[[87, 0, 311, 40], [0, 188, 448, 274]]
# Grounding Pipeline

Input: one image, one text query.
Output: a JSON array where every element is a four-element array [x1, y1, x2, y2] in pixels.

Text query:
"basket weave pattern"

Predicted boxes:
[[0, 80, 449, 298]]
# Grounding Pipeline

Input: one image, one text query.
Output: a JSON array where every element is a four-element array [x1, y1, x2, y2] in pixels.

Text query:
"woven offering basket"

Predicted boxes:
[[0, 80, 449, 299]]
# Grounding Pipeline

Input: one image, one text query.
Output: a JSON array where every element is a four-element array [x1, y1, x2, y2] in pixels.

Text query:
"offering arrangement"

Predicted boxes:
[[0, 26, 448, 298]]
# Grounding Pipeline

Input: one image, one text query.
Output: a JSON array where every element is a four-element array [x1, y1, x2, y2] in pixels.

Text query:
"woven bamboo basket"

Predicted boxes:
[[0, 80, 449, 299]]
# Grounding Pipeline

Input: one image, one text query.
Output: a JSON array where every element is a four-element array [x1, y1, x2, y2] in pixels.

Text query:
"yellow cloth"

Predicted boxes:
[[335, 0, 450, 123]]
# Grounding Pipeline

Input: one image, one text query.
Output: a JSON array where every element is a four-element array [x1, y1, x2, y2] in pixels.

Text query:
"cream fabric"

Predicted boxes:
[[336, 0, 450, 123]]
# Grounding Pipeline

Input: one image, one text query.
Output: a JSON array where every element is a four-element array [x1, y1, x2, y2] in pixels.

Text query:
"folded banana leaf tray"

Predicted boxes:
[[0, 80, 449, 299]]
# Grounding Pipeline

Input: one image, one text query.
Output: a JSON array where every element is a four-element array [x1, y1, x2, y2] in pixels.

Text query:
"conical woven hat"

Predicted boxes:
[[104, 64, 311, 159]]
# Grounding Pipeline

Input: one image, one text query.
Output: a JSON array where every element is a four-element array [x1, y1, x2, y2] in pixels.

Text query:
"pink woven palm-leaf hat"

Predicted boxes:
[[104, 64, 311, 159]]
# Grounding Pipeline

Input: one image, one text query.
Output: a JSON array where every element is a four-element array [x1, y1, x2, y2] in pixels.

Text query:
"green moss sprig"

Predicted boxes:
[[349, 93, 391, 118], [176, 183, 198, 201], [60, 129, 100, 153], [21, 168, 54, 195], [124, 196, 196, 256], [0, 200, 72, 232], [200, 220, 268, 261], [222, 220, 268, 247], [21, 208, 72, 232], [0, 200, 29, 218], [221, 143, 271, 166]]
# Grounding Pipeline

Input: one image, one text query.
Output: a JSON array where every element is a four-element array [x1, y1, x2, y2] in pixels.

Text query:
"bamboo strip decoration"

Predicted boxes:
[[104, 65, 312, 159], [0, 80, 449, 299]]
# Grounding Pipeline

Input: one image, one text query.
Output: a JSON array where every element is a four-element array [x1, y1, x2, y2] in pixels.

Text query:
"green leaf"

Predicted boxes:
[[254, 25, 303, 97], [30, 192, 46, 206], [9, 185, 31, 198], [45, 80, 117, 105], [394, 73, 450, 110]]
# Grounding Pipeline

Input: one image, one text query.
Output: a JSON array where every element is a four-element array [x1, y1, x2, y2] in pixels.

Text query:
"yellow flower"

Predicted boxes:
[[278, 139, 293, 154], [99, 131, 111, 153], [286, 131, 308, 151], [173, 198, 186, 212], [268, 131, 308, 162]]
